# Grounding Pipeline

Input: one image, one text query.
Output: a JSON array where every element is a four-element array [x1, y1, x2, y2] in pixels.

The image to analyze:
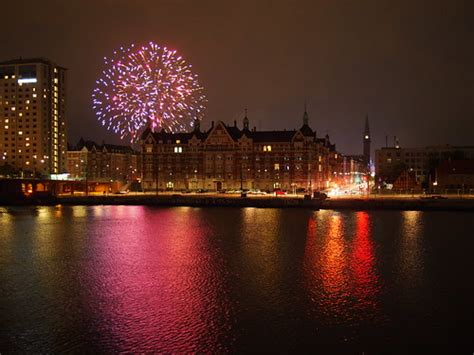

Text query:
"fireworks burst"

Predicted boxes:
[[92, 42, 206, 141]]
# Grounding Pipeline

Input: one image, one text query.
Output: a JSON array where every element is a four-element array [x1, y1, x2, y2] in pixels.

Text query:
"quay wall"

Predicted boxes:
[[2, 195, 474, 211]]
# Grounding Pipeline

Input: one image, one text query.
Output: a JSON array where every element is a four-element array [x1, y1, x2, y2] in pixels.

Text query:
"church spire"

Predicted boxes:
[[193, 117, 200, 132], [303, 101, 309, 126], [364, 114, 370, 137], [243, 108, 249, 130]]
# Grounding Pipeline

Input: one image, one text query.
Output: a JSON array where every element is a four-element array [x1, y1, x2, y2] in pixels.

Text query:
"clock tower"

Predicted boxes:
[[363, 115, 371, 171]]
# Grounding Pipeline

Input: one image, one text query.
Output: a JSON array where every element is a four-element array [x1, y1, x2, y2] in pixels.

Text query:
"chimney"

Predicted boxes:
[[252, 126, 256, 132], [234, 120, 237, 127]]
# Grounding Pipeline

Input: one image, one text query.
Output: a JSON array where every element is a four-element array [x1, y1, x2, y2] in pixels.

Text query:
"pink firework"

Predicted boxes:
[[92, 42, 206, 141]]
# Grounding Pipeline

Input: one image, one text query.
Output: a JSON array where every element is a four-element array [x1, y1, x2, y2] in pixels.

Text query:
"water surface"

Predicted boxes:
[[0, 206, 473, 351]]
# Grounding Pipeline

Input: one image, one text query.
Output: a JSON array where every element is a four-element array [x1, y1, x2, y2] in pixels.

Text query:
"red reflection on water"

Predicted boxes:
[[304, 212, 380, 324], [81, 206, 232, 352], [304, 212, 349, 320], [351, 211, 379, 310], [320, 214, 347, 299]]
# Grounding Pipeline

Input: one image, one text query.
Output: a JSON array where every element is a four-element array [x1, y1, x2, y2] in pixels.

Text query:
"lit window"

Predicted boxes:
[[176, 139, 180, 144], [267, 145, 272, 152], [274, 163, 280, 171], [365, 135, 369, 139]]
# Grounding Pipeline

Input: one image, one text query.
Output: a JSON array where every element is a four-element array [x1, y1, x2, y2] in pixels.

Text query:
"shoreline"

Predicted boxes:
[[2, 194, 474, 211]]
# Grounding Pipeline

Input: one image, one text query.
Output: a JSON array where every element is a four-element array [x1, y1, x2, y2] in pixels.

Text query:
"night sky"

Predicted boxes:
[[1, 0, 472, 155]]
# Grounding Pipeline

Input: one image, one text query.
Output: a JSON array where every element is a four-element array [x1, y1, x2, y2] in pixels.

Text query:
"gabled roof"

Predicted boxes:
[[225, 125, 243, 140], [147, 130, 198, 144], [139, 121, 320, 144], [299, 124, 314, 137], [249, 130, 297, 142], [71, 138, 136, 154], [103, 144, 135, 154]]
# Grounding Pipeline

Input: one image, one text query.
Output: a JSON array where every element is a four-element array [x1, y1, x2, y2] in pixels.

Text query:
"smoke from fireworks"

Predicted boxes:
[[92, 42, 206, 141]]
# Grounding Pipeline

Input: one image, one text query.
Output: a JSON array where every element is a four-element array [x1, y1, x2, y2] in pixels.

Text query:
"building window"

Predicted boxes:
[[174, 146, 183, 153]]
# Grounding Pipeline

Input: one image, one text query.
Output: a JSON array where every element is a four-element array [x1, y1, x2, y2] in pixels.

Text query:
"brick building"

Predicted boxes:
[[435, 160, 474, 191], [67, 138, 140, 182], [375, 145, 474, 185], [141, 112, 344, 192]]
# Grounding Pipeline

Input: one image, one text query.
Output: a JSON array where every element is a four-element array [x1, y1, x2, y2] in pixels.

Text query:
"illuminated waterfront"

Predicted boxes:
[[0, 206, 473, 351]]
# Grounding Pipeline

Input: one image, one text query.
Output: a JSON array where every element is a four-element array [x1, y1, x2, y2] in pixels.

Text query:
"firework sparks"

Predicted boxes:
[[92, 42, 206, 141]]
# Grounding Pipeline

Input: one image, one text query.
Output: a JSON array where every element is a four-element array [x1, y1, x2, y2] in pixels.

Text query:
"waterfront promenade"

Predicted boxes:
[[52, 192, 474, 211], [2, 190, 474, 210]]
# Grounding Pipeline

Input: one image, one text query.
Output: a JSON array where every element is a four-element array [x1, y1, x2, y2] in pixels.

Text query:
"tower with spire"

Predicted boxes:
[[303, 102, 309, 126], [363, 115, 371, 170], [299, 102, 315, 138], [243, 108, 249, 130]]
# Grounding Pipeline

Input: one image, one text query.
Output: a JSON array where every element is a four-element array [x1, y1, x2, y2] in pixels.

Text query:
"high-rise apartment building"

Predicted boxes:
[[0, 58, 67, 176]]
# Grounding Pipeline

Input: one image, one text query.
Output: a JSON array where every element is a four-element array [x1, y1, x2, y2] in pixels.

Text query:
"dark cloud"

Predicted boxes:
[[2, 0, 472, 153]]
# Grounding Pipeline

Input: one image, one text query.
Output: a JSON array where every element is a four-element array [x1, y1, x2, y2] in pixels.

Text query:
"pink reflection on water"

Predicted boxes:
[[81, 206, 233, 352]]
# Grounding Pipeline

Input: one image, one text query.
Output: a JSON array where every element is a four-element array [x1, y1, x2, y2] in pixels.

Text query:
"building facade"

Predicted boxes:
[[67, 139, 140, 182], [375, 145, 474, 185], [141, 112, 346, 192], [435, 160, 474, 191], [0, 58, 67, 176]]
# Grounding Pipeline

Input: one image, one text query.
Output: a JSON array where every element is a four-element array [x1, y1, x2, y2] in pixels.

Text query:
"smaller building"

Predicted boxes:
[[435, 160, 474, 192], [375, 145, 474, 186], [67, 138, 140, 182], [392, 170, 419, 192], [342, 155, 368, 185]]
